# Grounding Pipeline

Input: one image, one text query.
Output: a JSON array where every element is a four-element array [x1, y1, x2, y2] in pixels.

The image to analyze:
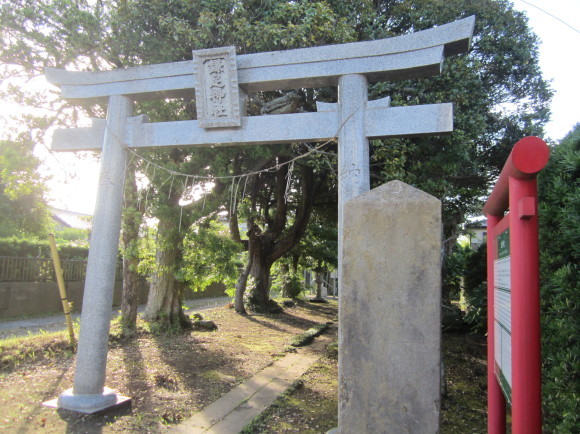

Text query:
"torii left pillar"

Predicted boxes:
[[51, 95, 133, 413]]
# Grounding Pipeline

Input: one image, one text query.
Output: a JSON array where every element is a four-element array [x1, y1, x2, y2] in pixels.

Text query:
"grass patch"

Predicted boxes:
[[199, 369, 222, 382], [0, 329, 76, 371], [0, 317, 137, 371], [440, 332, 489, 433], [241, 379, 305, 434], [241, 341, 276, 353], [243, 360, 339, 433], [288, 323, 329, 347], [326, 340, 338, 359]]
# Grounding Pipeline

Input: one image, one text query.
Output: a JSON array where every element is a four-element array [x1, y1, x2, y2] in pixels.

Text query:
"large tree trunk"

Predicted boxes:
[[143, 217, 188, 328], [120, 165, 142, 329], [233, 163, 316, 312], [247, 244, 273, 310]]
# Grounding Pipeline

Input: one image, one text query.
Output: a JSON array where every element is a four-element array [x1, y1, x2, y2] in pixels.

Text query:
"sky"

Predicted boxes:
[[511, 0, 580, 140], [2, 0, 580, 215]]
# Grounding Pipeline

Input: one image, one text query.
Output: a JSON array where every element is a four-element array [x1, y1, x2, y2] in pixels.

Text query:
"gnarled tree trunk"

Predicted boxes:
[[234, 163, 316, 312], [247, 237, 274, 310]]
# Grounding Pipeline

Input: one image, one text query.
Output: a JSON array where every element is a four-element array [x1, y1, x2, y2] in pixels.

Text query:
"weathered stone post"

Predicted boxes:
[[337, 73, 370, 291], [339, 180, 442, 433], [57, 94, 132, 413]]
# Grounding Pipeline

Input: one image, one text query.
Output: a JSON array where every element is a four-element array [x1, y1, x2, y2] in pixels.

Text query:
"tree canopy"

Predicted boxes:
[[0, 138, 51, 238], [0, 0, 552, 314]]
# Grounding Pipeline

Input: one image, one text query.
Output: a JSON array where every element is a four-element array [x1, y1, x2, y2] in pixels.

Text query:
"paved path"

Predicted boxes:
[[171, 324, 336, 433], [0, 296, 231, 339]]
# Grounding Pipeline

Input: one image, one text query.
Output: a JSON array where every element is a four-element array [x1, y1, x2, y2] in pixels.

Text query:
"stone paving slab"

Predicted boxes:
[[171, 327, 334, 434]]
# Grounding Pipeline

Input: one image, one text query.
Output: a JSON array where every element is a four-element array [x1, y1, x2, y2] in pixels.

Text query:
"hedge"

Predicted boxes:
[[537, 125, 579, 433], [0, 237, 89, 260]]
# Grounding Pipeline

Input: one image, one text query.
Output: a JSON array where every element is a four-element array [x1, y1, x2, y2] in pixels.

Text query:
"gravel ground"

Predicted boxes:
[[0, 296, 231, 339]]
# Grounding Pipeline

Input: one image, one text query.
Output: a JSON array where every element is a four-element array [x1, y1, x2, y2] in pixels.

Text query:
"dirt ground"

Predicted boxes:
[[248, 328, 489, 433], [0, 299, 489, 433], [0, 299, 337, 432]]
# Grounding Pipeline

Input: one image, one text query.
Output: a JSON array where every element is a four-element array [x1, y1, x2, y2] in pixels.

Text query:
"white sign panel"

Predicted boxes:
[[494, 229, 512, 402]]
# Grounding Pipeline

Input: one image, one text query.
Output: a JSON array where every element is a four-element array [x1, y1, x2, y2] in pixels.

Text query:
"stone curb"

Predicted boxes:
[[171, 326, 335, 433]]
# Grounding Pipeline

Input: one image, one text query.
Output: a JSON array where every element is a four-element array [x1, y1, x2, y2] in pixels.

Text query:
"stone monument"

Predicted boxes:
[[341, 181, 442, 432]]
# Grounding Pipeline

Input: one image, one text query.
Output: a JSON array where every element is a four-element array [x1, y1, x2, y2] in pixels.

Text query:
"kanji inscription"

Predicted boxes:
[[193, 46, 241, 128]]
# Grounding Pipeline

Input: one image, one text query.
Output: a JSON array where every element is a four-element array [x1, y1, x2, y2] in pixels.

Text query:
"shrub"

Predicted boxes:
[[272, 272, 303, 299], [461, 242, 487, 333], [537, 125, 580, 433], [0, 237, 89, 259], [443, 243, 470, 302]]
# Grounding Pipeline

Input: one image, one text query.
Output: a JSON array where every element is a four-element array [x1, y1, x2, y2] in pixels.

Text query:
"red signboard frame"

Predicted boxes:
[[483, 136, 549, 434]]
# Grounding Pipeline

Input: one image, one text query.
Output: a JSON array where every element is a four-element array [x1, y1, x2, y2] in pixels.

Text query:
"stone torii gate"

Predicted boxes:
[[44, 16, 474, 415]]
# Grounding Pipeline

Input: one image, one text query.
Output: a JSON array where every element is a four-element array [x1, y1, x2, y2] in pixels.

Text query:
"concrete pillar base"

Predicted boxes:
[[43, 387, 131, 414]]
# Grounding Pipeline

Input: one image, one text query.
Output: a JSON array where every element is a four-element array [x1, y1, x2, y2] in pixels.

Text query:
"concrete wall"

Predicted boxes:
[[0, 280, 228, 320]]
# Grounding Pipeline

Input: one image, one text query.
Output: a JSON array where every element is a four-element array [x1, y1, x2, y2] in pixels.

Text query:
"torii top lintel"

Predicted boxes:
[[45, 16, 474, 101]]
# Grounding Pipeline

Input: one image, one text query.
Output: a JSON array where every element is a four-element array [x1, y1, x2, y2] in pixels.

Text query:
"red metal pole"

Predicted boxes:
[[509, 176, 542, 433], [486, 214, 506, 434], [509, 177, 542, 434], [483, 136, 550, 217], [483, 136, 548, 433]]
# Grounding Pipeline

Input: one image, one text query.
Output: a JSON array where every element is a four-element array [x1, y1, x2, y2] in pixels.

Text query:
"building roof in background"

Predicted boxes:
[[50, 208, 92, 230], [466, 217, 487, 229]]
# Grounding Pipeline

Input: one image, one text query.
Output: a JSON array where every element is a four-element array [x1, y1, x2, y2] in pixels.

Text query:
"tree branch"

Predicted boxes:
[[269, 164, 315, 262]]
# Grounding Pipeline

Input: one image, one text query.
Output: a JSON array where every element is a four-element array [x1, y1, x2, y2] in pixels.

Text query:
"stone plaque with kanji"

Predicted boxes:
[[193, 46, 241, 128]]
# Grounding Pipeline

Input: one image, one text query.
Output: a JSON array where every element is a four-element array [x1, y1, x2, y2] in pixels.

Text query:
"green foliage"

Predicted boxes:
[[0, 139, 51, 238], [369, 0, 551, 254], [134, 226, 157, 278], [53, 227, 90, 244], [294, 214, 338, 271], [179, 220, 242, 296], [284, 275, 303, 299], [271, 267, 303, 299], [456, 242, 487, 333], [270, 211, 337, 299], [0, 237, 88, 259], [443, 243, 470, 301], [288, 323, 329, 348], [326, 340, 339, 359], [537, 124, 580, 433]]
